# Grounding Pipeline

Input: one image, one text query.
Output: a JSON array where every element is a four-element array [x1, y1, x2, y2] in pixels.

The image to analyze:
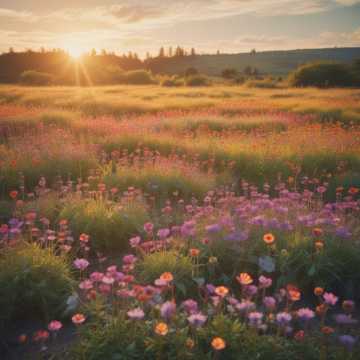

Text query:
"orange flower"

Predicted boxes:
[[321, 326, 334, 335], [9, 190, 18, 199], [211, 337, 226, 351], [312, 228, 323, 237], [336, 187, 344, 193], [314, 240, 324, 251], [316, 304, 327, 316], [287, 284, 301, 302], [236, 272, 253, 286], [18, 334, 27, 344], [215, 286, 229, 297], [314, 287, 324, 296], [263, 233, 275, 245], [348, 187, 359, 195], [155, 322, 168, 336], [160, 272, 174, 283], [189, 248, 200, 257]]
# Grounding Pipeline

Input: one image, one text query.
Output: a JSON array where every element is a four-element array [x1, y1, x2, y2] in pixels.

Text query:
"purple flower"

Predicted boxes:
[[243, 285, 258, 297], [205, 223, 222, 233], [187, 312, 207, 327], [182, 299, 198, 314], [73, 258, 89, 271], [323, 292, 338, 306], [263, 296, 276, 311], [236, 300, 256, 313], [181, 221, 196, 237], [335, 314, 358, 325], [339, 335, 357, 351], [276, 312, 292, 325], [127, 308, 145, 320], [297, 308, 315, 321], [248, 311, 263, 327], [160, 301, 176, 320]]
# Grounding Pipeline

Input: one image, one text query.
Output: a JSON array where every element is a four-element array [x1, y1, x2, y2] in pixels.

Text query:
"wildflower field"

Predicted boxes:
[[0, 84, 360, 359]]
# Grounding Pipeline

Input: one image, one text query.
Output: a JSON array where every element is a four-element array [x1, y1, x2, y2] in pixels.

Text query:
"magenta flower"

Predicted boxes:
[[143, 222, 154, 234], [48, 320, 62, 332], [122, 254, 137, 265], [157, 228, 170, 239], [129, 236, 141, 247], [90, 272, 104, 282], [263, 296, 276, 311], [323, 292, 338, 306], [73, 258, 89, 271], [248, 311, 264, 327], [79, 279, 93, 290], [127, 308, 145, 320]]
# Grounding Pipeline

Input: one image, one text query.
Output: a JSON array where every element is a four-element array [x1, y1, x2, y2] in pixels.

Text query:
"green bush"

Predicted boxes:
[[184, 67, 199, 77], [59, 198, 150, 252], [161, 77, 183, 87], [20, 70, 53, 86], [222, 68, 238, 79], [0, 243, 73, 324], [185, 75, 211, 87], [289, 62, 354, 88], [124, 70, 156, 85], [136, 250, 193, 286]]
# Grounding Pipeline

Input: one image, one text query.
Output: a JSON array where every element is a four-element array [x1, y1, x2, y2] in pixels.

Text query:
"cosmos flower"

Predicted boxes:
[[276, 312, 292, 325], [263, 233, 275, 245], [323, 292, 338, 306], [127, 308, 145, 320], [155, 322, 168, 336], [73, 258, 90, 271], [297, 308, 315, 321], [187, 312, 207, 327], [48, 320, 62, 332], [236, 273, 253, 286], [72, 313, 86, 325], [211, 337, 226, 351], [160, 301, 176, 320]]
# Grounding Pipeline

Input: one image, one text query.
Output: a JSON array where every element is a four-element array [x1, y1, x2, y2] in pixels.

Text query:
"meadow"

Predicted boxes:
[[0, 84, 359, 359]]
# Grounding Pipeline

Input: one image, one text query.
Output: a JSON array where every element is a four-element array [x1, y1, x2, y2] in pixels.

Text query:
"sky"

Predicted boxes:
[[0, 0, 360, 56]]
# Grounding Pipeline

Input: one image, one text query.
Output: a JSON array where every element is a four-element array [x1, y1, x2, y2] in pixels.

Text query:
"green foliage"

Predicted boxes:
[[20, 70, 53, 86], [221, 68, 238, 79], [136, 250, 193, 285], [0, 242, 73, 324], [124, 70, 156, 85], [161, 77, 183, 87], [59, 198, 150, 252], [289, 62, 355, 88], [184, 67, 199, 77], [185, 75, 211, 87]]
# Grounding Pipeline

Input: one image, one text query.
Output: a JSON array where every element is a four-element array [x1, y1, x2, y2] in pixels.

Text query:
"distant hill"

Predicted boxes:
[[146, 47, 360, 76]]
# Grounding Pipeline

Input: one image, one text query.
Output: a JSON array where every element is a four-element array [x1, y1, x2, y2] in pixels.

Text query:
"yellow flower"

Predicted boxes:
[[211, 337, 226, 351], [155, 322, 168, 336], [236, 272, 253, 286], [208, 256, 218, 264]]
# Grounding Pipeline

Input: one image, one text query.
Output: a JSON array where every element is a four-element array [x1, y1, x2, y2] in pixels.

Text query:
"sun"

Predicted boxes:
[[57, 37, 89, 59], [65, 45, 85, 59]]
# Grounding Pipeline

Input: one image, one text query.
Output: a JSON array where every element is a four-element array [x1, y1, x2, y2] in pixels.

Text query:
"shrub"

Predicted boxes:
[[222, 68, 238, 79], [245, 78, 279, 89], [0, 243, 73, 324], [124, 70, 156, 85], [161, 77, 183, 87], [59, 198, 150, 252], [184, 67, 199, 77], [136, 250, 193, 286], [289, 62, 354, 88], [185, 75, 211, 87], [20, 70, 53, 86]]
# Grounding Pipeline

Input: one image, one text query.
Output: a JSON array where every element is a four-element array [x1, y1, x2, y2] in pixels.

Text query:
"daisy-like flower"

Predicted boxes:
[[236, 272, 253, 286], [159, 272, 174, 283], [129, 236, 141, 247], [155, 322, 168, 336], [182, 299, 198, 314], [263, 233, 275, 245], [211, 337, 226, 351], [214, 286, 229, 298], [160, 301, 176, 320], [276, 312, 292, 325], [258, 276, 272, 289]]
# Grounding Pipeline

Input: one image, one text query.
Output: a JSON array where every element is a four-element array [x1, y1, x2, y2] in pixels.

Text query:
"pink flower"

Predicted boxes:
[[143, 222, 154, 234], [73, 258, 89, 271], [79, 279, 93, 290], [297, 308, 315, 321], [102, 276, 115, 285], [48, 320, 62, 332], [72, 313, 86, 325], [127, 308, 145, 320], [90, 272, 104, 282], [258, 276, 272, 289], [157, 228, 170, 239], [129, 236, 141, 247], [323, 292, 338, 306]]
